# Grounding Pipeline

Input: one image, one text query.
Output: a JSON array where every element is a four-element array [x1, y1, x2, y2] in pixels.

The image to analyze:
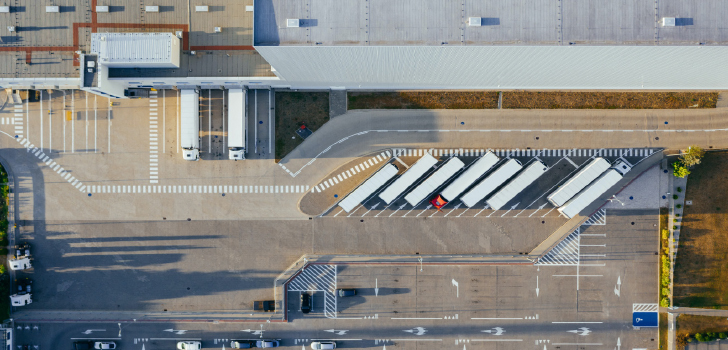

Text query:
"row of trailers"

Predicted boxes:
[[180, 89, 247, 161], [338, 151, 631, 218]]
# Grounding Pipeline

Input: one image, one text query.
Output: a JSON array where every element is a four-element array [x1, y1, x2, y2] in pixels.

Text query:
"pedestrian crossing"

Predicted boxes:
[[536, 228, 580, 266], [15, 136, 86, 193], [390, 147, 659, 158], [85, 184, 310, 194], [149, 91, 159, 184], [311, 151, 391, 193], [287, 264, 338, 319], [7, 103, 24, 137]]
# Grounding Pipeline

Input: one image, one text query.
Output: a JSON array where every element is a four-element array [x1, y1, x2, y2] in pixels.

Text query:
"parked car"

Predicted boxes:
[[231, 340, 256, 349], [74, 341, 93, 350], [311, 342, 336, 350], [256, 340, 280, 348], [301, 292, 311, 313], [94, 342, 117, 350], [177, 341, 202, 350], [337, 289, 356, 297]]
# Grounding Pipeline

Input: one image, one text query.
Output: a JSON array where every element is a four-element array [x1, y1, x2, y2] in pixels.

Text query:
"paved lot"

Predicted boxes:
[[14, 209, 658, 350]]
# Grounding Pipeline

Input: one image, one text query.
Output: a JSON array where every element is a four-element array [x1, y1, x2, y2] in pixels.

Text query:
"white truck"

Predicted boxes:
[[180, 89, 201, 161], [228, 89, 247, 160], [461, 159, 522, 208], [9, 243, 31, 271], [379, 152, 438, 204], [548, 157, 610, 207], [558, 168, 624, 219], [486, 160, 548, 211], [339, 164, 399, 213], [404, 157, 464, 206], [432, 152, 499, 208]]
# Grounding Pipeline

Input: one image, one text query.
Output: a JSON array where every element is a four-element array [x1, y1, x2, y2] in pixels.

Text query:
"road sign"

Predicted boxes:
[[632, 312, 658, 327]]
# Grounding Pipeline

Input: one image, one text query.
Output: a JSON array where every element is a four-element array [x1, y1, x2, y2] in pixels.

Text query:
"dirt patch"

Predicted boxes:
[[502, 91, 719, 109], [348, 91, 499, 109], [659, 313, 668, 349], [676, 315, 728, 349], [673, 151, 728, 308], [275, 91, 329, 162]]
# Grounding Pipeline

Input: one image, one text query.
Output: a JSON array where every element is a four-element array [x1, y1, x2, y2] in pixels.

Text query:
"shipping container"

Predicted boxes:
[[461, 159, 522, 208], [339, 164, 399, 212], [404, 157, 465, 206], [558, 169, 623, 219], [547, 157, 610, 207], [486, 161, 548, 210], [379, 153, 437, 204]]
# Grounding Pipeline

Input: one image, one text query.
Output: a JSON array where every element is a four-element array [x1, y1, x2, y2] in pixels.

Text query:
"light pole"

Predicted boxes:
[[418, 257, 423, 272]]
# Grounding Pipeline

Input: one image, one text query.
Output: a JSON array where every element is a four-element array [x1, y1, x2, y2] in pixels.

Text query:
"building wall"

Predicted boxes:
[[254, 45, 728, 90]]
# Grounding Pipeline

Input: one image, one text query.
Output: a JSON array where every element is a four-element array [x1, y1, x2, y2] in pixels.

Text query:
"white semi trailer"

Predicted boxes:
[[558, 169, 623, 219], [486, 160, 548, 211], [461, 159, 522, 208], [404, 157, 465, 206], [435, 152, 499, 207], [339, 164, 399, 213], [180, 89, 201, 161], [228, 89, 247, 160], [379, 152, 438, 204], [548, 157, 610, 207]]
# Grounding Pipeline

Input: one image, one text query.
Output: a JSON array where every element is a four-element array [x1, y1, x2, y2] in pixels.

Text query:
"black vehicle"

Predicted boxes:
[[231, 340, 256, 349], [337, 289, 356, 297], [301, 292, 311, 313], [74, 341, 93, 350], [16, 278, 32, 293]]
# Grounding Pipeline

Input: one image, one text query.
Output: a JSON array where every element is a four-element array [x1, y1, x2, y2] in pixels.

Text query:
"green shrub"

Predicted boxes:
[[674, 225, 678, 229], [696, 333, 704, 342], [720, 333, 727, 339], [661, 275, 670, 286], [677, 187, 682, 192], [662, 229, 669, 240], [675, 213, 680, 217], [676, 204, 682, 209], [662, 287, 670, 296], [673, 194, 679, 200], [673, 218, 679, 223], [660, 298, 669, 307], [673, 161, 691, 178]]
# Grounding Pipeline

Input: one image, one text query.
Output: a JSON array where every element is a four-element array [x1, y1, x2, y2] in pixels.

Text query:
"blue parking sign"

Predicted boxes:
[[633, 312, 659, 327]]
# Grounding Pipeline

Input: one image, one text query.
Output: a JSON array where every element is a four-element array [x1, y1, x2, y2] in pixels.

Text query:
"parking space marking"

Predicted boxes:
[[85, 184, 309, 194], [536, 228, 580, 266], [14, 135, 86, 193], [288, 264, 338, 318]]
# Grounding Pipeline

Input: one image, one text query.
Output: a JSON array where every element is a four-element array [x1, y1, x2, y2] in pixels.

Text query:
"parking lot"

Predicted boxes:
[[324, 147, 660, 219]]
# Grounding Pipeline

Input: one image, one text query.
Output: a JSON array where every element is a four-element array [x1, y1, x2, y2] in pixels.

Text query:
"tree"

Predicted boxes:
[[673, 161, 691, 178], [680, 146, 706, 168]]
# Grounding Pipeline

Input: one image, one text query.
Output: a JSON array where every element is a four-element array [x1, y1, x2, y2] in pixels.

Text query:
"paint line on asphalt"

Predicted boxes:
[[472, 317, 523, 320], [471, 339, 523, 342], [552, 343, 603, 346], [552, 321, 603, 324], [311, 339, 362, 341], [149, 338, 203, 341], [71, 338, 122, 340], [391, 318, 443, 320], [389, 339, 442, 342]]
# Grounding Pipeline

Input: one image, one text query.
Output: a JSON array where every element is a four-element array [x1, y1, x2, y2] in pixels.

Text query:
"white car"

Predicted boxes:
[[94, 342, 117, 350], [177, 341, 202, 350], [311, 342, 336, 350]]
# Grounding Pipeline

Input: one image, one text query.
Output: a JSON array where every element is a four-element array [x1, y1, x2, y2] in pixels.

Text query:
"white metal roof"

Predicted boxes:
[[548, 157, 610, 207], [91, 32, 181, 68], [255, 46, 728, 89], [404, 157, 465, 206], [487, 161, 547, 210], [379, 153, 438, 204], [461, 159, 522, 208], [558, 169, 623, 219], [227, 89, 246, 148], [440, 152, 499, 202], [339, 164, 399, 212]]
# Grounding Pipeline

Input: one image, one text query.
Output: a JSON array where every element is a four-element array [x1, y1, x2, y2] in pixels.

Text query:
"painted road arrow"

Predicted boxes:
[[404, 327, 427, 336], [82, 329, 106, 335], [324, 329, 349, 336], [375, 279, 379, 296], [164, 329, 188, 335]]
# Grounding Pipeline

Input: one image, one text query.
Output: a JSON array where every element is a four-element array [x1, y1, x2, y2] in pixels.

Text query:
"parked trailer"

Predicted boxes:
[[558, 169, 623, 219], [440, 152, 499, 202], [339, 164, 399, 213], [379, 152, 438, 204], [461, 159, 522, 208], [547, 157, 610, 207], [486, 161, 548, 211], [404, 157, 465, 206], [228, 89, 247, 160], [180, 89, 200, 161]]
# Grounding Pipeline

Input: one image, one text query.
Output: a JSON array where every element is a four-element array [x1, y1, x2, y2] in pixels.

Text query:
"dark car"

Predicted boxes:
[[256, 340, 279, 348], [301, 292, 311, 313], [231, 340, 256, 349], [74, 341, 93, 350], [337, 289, 356, 297]]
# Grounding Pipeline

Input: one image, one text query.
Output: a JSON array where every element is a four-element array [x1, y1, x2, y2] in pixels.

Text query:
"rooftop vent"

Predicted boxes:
[[195, 6, 209, 12], [0, 6, 10, 13], [286, 19, 300, 28], [45, 6, 59, 13], [468, 17, 482, 26], [95, 6, 109, 13], [214, 27, 222, 33], [661, 17, 676, 26], [246, 5, 254, 12], [145, 6, 159, 12]]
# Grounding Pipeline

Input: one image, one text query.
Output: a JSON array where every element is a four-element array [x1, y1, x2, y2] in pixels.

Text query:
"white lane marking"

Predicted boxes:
[[471, 318, 523, 320]]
